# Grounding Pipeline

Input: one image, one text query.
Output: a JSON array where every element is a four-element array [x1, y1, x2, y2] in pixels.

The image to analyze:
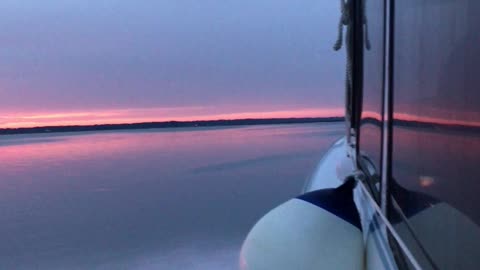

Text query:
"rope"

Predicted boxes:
[[333, 0, 371, 144], [334, 0, 354, 142]]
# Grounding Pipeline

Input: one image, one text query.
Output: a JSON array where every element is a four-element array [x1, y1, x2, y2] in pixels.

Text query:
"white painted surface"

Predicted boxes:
[[303, 137, 354, 192]]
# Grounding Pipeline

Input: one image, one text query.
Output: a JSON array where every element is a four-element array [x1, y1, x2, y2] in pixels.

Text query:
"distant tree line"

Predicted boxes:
[[0, 117, 345, 135]]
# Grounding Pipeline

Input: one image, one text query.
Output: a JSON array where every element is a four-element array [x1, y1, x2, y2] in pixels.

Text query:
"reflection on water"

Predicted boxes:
[[0, 123, 343, 270]]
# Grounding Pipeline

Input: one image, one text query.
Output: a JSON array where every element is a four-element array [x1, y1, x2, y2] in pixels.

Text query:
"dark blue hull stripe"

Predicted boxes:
[[297, 178, 362, 230]]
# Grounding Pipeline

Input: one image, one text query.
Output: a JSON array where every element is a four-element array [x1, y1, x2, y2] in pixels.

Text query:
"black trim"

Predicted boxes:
[[352, 0, 365, 149], [385, 0, 395, 221]]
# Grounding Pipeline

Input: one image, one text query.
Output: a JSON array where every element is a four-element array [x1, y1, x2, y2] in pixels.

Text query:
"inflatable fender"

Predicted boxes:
[[240, 179, 364, 270]]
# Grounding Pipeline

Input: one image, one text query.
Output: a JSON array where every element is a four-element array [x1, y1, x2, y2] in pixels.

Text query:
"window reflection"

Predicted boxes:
[[391, 0, 480, 269]]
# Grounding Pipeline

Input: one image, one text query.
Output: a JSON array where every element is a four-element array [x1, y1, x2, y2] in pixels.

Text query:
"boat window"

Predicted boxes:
[[390, 0, 480, 269], [357, 0, 385, 197]]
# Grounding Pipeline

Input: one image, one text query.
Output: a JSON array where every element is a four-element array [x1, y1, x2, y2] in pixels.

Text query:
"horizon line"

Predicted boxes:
[[0, 107, 345, 129], [0, 116, 345, 131]]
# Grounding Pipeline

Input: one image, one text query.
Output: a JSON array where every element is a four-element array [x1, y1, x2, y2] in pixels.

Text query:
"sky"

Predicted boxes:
[[0, 0, 345, 128]]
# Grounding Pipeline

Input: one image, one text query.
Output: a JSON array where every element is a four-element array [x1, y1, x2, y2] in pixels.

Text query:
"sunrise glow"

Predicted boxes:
[[361, 110, 480, 128], [0, 107, 345, 129]]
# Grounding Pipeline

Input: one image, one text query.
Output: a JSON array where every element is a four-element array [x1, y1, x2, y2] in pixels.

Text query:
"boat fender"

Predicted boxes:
[[240, 178, 364, 270]]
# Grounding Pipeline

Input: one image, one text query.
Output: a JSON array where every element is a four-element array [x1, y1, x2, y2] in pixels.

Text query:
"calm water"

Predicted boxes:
[[0, 123, 344, 270]]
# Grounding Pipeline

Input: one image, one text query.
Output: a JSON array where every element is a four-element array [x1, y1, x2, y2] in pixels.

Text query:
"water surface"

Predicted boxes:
[[0, 123, 344, 269]]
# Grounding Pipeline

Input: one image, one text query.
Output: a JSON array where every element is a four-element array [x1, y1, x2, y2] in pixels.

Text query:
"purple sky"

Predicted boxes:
[[0, 0, 345, 127]]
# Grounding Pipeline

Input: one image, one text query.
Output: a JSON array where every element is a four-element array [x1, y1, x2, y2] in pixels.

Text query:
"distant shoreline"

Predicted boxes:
[[0, 117, 345, 135]]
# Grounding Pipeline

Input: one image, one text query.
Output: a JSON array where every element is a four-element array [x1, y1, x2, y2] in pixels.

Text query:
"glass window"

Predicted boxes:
[[390, 1, 480, 269], [358, 0, 385, 192]]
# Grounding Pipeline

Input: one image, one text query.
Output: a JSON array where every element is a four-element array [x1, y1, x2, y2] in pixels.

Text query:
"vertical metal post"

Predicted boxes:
[[381, 0, 394, 217]]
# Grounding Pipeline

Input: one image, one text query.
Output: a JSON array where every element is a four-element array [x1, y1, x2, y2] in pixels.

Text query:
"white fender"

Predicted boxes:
[[240, 180, 364, 270]]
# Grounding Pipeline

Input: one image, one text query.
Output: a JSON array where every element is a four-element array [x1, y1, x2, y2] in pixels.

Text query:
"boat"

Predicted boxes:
[[240, 0, 480, 269]]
